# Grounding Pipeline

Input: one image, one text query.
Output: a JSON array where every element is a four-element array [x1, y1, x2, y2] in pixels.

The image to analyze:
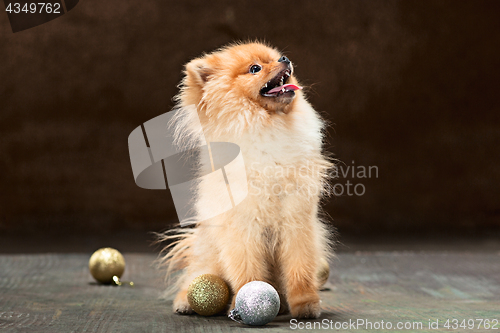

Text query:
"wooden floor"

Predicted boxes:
[[1, 252, 499, 332]]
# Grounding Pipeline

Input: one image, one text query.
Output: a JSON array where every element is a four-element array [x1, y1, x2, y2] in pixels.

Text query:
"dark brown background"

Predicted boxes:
[[1, 1, 499, 252]]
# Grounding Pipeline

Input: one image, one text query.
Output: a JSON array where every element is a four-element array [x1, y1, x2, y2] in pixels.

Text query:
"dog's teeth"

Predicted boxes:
[[281, 88, 285, 93], [264, 83, 267, 88]]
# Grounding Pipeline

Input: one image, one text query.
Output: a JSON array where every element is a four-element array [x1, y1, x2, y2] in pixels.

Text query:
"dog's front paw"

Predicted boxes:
[[173, 290, 194, 315], [290, 299, 321, 319], [174, 302, 194, 315]]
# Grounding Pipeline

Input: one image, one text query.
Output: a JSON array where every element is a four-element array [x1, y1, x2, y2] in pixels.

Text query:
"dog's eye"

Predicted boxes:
[[249, 64, 262, 74]]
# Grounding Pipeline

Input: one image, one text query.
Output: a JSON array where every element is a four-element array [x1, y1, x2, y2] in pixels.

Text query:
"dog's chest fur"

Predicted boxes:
[[202, 101, 325, 229]]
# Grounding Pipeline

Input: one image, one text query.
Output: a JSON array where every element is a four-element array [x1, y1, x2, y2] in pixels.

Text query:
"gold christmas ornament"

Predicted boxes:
[[317, 257, 330, 287], [89, 247, 126, 284], [187, 274, 230, 316]]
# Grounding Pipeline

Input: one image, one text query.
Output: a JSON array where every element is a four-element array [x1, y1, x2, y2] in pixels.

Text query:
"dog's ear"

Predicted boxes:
[[185, 58, 214, 87]]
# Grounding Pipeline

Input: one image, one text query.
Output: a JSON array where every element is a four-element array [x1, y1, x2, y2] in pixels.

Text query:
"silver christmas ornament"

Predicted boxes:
[[228, 281, 280, 326]]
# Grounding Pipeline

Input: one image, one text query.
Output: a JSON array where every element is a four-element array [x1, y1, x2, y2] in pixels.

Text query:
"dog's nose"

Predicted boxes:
[[278, 56, 290, 64]]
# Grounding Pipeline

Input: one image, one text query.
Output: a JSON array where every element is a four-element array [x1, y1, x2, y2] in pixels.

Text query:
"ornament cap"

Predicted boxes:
[[228, 309, 244, 324]]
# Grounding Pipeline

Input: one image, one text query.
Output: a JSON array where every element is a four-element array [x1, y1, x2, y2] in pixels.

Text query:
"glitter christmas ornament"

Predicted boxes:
[[89, 248, 125, 284], [187, 274, 230, 316], [317, 257, 330, 287], [228, 281, 280, 326]]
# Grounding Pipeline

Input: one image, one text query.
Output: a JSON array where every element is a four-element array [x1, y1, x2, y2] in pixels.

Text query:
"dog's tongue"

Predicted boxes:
[[268, 84, 302, 94]]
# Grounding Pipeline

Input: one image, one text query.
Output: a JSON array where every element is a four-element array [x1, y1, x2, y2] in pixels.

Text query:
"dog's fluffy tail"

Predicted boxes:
[[155, 227, 195, 297]]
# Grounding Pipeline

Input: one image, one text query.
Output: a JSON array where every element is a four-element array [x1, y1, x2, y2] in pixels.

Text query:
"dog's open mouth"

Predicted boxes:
[[260, 69, 302, 98]]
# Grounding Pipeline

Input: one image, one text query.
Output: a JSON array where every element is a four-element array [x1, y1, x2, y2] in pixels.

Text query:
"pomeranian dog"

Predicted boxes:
[[162, 42, 333, 319]]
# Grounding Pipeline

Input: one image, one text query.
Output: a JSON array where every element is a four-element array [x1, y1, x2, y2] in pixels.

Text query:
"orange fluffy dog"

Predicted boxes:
[[162, 42, 333, 319]]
